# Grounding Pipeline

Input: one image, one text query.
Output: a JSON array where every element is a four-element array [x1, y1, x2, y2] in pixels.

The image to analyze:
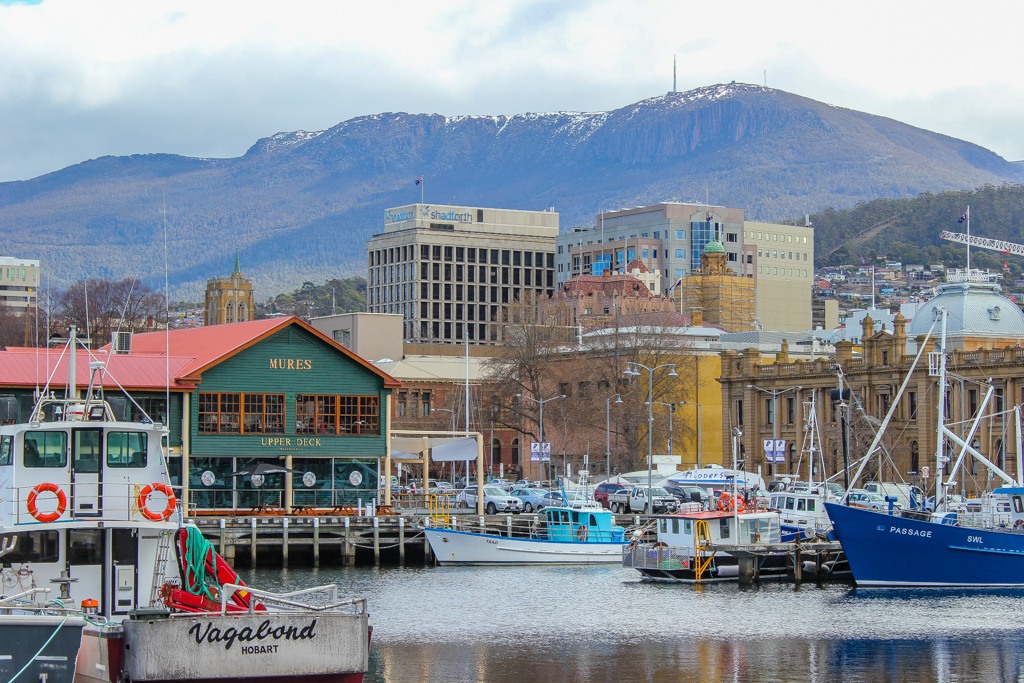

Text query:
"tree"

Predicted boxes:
[[56, 278, 165, 344]]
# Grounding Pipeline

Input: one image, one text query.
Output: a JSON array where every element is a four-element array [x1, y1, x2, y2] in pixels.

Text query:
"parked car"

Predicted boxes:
[[594, 482, 628, 509], [457, 485, 524, 514], [540, 489, 600, 509], [847, 489, 895, 510], [509, 487, 549, 512], [607, 486, 679, 514], [427, 481, 455, 495], [663, 484, 710, 509]]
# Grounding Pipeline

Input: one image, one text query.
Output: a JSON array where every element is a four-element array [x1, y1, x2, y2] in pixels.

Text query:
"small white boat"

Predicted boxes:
[[424, 506, 630, 564], [624, 508, 789, 582]]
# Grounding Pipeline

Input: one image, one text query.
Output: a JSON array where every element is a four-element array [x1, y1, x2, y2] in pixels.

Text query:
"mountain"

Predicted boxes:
[[1, 82, 1020, 299]]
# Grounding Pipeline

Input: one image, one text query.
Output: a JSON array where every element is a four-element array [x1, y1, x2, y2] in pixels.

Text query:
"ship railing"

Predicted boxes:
[[0, 587, 91, 617], [213, 583, 368, 616], [8, 481, 180, 525]]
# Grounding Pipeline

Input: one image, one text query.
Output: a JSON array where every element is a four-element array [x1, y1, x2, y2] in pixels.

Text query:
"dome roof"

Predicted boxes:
[[703, 240, 725, 254], [907, 280, 1024, 339]]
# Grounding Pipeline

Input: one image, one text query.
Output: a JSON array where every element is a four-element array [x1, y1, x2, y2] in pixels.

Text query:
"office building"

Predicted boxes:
[[0, 256, 40, 311], [555, 203, 813, 332], [367, 204, 559, 345]]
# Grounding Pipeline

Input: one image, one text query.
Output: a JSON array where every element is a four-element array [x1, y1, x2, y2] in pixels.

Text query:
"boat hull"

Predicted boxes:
[[0, 614, 85, 683], [425, 527, 626, 564], [825, 502, 1024, 587], [121, 612, 369, 682]]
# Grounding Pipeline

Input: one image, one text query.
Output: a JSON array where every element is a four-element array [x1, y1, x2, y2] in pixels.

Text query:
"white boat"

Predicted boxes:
[[0, 328, 370, 682], [424, 505, 629, 564], [623, 508, 789, 582]]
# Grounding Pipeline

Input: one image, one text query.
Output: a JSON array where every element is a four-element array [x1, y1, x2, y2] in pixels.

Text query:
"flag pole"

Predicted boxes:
[[421, 177, 424, 204], [966, 205, 971, 274]]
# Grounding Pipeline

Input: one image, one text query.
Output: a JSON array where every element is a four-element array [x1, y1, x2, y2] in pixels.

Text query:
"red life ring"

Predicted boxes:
[[138, 483, 177, 521], [576, 525, 589, 542], [718, 494, 732, 512], [1013, 519, 1024, 530], [27, 482, 67, 523]]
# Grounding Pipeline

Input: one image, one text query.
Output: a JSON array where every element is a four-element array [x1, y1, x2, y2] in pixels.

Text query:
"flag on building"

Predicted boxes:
[[668, 276, 683, 291]]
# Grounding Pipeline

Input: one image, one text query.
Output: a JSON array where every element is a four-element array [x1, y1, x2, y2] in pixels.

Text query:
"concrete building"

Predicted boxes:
[[204, 255, 255, 326], [309, 312, 405, 363], [0, 256, 40, 311], [555, 203, 813, 333], [367, 204, 559, 345]]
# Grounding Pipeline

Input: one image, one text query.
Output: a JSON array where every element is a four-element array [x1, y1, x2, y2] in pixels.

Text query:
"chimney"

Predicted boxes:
[[690, 306, 704, 327]]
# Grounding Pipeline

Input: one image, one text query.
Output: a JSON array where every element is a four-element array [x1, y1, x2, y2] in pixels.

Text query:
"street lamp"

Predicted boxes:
[[677, 400, 704, 468], [647, 401, 676, 457], [606, 394, 623, 481], [516, 393, 565, 484], [747, 384, 802, 478], [624, 362, 678, 512]]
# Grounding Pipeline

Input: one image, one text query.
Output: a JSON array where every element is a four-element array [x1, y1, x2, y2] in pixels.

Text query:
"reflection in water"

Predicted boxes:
[[370, 637, 1024, 683], [249, 565, 1024, 682]]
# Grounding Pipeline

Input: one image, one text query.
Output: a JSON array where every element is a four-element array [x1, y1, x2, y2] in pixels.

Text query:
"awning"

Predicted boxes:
[[389, 435, 477, 462]]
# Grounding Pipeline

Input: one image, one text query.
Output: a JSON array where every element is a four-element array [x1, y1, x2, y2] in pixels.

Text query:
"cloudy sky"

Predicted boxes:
[[2, 0, 1022, 182]]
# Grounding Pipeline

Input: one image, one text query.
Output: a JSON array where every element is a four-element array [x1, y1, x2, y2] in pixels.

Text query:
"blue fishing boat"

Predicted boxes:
[[424, 505, 630, 564], [825, 302, 1024, 587]]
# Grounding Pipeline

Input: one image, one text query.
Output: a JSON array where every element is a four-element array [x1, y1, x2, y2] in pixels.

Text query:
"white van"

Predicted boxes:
[[862, 482, 920, 509]]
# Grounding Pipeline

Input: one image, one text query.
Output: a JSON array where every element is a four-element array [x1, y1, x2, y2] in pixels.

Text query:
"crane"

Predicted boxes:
[[940, 230, 1024, 257]]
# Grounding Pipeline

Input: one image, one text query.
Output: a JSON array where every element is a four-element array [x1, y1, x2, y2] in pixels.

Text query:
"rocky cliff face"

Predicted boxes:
[[1, 83, 1019, 297]]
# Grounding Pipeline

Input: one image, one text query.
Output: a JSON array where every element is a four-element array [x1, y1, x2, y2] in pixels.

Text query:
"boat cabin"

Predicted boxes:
[[542, 506, 625, 543], [655, 510, 781, 549]]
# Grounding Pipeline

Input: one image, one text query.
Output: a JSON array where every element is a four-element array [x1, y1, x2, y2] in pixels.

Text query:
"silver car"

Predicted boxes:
[[458, 485, 524, 514]]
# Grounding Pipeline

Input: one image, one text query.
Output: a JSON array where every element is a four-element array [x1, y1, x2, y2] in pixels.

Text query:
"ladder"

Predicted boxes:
[[693, 519, 715, 583], [149, 530, 176, 606]]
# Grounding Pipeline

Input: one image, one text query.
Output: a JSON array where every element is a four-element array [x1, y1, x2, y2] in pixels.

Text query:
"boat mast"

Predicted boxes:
[[933, 308, 947, 507]]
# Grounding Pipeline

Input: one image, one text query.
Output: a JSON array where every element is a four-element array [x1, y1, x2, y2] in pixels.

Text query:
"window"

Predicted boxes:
[[0, 435, 10, 466], [198, 393, 241, 433], [107, 431, 148, 468], [736, 400, 743, 426], [243, 394, 285, 434], [766, 399, 774, 426], [786, 397, 795, 424], [3, 530, 58, 563], [25, 431, 67, 468]]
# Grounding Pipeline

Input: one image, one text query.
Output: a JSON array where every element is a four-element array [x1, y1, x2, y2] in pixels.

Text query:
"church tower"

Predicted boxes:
[[204, 253, 255, 326]]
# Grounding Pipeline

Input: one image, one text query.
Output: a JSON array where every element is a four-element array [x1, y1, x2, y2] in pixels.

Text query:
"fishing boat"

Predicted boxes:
[[423, 504, 629, 564], [0, 588, 87, 683], [623, 508, 790, 582], [825, 304, 1024, 587], [0, 328, 370, 681]]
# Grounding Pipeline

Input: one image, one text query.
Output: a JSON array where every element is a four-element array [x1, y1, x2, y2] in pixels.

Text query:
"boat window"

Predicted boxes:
[[589, 514, 597, 526], [0, 435, 10, 466], [684, 520, 692, 534], [74, 430, 101, 474], [719, 518, 731, 540], [785, 497, 795, 511], [659, 519, 667, 533], [2, 530, 59, 563], [24, 431, 67, 468], [107, 431, 148, 468], [672, 519, 679, 534], [1014, 496, 1024, 514], [807, 500, 816, 512], [797, 499, 806, 511], [68, 529, 103, 565]]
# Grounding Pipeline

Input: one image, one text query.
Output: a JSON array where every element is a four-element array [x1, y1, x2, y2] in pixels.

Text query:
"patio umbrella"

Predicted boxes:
[[229, 462, 293, 478], [230, 462, 294, 509]]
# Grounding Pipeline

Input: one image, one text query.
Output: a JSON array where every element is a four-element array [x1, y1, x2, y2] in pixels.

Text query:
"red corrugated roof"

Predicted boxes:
[[0, 316, 399, 391], [0, 346, 194, 391], [117, 316, 399, 387]]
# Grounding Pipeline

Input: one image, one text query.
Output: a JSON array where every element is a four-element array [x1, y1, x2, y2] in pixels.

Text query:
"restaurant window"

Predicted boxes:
[[198, 393, 240, 434], [130, 397, 167, 425], [243, 394, 285, 434], [339, 395, 380, 435]]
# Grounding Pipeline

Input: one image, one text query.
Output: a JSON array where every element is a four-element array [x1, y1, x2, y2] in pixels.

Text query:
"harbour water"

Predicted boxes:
[[250, 565, 1024, 682]]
